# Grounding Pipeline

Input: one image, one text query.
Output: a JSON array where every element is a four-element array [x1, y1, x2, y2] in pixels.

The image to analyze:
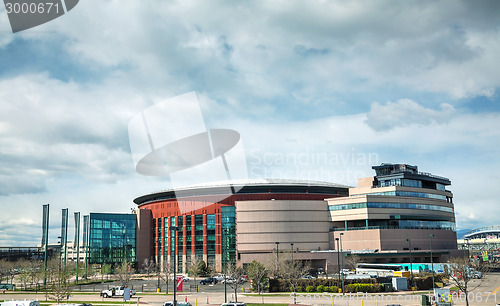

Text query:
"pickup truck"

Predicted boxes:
[[100, 286, 136, 298]]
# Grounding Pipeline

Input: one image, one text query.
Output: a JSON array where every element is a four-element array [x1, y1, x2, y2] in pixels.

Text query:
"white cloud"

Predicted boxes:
[[0, 1, 499, 245], [366, 99, 456, 131]]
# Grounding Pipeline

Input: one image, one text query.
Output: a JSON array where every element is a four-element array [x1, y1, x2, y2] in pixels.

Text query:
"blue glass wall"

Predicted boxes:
[[88, 213, 136, 265], [221, 206, 236, 264]]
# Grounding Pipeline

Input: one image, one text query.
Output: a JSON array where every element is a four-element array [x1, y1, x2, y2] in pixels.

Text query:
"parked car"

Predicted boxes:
[[200, 277, 218, 285]]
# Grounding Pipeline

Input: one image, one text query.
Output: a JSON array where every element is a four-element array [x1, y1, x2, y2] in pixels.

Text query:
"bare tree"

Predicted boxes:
[[280, 259, 312, 304], [143, 258, 156, 277], [158, 260, 171, 294], [345, 254, 363, 271], [115, 261, 134, 287], [45, 258, 74, 303], [0, 259, 12, 284], [444, 257, 489, 306], [225, 263, 246, 303]]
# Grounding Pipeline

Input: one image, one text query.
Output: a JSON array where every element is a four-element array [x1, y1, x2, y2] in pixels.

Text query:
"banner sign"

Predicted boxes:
[[41, 204, 49, 247], [74, 212, 80, 248]]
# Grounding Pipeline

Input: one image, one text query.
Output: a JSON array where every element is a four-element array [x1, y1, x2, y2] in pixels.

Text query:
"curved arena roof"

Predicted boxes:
[[134, 178, 350, 205]]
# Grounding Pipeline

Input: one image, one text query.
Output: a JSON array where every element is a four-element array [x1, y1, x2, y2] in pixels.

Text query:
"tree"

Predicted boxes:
[[225, 263, 246, 303], [247, 260, 268, 303], [115, 261, 134, 287], [444, 257, 489, 306], [0, 260, 12, 284], [158, 260, 171, 294], [345, 254, 363, 271], [18, 259, 43, 290], [45, 258, 74, 303], [101, 263, 112, 281], [142, 258, 156, 277]]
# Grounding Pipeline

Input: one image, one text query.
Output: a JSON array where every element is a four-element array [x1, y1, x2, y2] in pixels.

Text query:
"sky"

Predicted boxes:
[[0, 0, 499, 246]]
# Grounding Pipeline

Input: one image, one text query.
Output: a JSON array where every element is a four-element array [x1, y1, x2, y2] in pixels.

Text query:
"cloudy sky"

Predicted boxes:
[[0, 0, 499, 246]]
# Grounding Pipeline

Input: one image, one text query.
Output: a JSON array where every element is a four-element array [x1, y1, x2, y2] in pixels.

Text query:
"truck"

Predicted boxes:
[[100, 286, 136, 298]]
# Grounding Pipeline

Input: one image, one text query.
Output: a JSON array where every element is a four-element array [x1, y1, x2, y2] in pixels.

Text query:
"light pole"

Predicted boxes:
[[335, 238, 340, 285], [429, 234, 435, 290], [275, 242, 280, 275], [222, 237, 227, 303], [170, 226, 179, 306], [291, 243, 294, 262], [340, 233, 344, 295], [156, 238, 161, 292], [406, 239, 414, 289]]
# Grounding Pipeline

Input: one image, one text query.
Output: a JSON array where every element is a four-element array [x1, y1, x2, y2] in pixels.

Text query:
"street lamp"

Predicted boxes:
[[170, 226, 179, 306], [429, 234, 435, 290], [156, 238, 161, 292], [335, 238, 340, 285], [340, 233, 344, 295], [290, 243, 294, 262], [406, 239, 414, 289], [275, 242, 280, 274]]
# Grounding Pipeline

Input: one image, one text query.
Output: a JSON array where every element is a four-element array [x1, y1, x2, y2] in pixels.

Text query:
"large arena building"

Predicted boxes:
[[129, 163, 462, 274]]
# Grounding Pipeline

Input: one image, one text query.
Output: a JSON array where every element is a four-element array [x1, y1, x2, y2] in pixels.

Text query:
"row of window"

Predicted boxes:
[[335, 220, 456, 231], [328, 202, 453, 212], [379, 178, 422, 188], [359, 190, 448, 201]]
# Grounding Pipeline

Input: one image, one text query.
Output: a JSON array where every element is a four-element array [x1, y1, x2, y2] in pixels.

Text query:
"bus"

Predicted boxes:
[[356, 263, 403, 277]]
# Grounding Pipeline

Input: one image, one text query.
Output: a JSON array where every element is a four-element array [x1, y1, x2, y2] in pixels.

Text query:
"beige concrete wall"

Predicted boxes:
[[331, 228, 457, 252], [332, 229, 382, 251], [236, 200, 331, 253], [379, 228, 457, 250]]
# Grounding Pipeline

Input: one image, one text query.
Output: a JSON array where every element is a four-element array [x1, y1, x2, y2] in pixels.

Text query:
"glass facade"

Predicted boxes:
[[195, 215, 203, 259], [88, 213, 136, 265], [329, 202, 453, 213], [221, 206, 236, 264], [185, 216, 192, 267], [335, 219, 456, 231], [164, 217, 169, 262], [177, 216, 183, 273], [380, 178, 422, 188], [207, 214, 216, 268], [359, 190, 447, 201]]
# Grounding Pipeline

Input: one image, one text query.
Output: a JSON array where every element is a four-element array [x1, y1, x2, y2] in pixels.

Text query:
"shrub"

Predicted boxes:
[[306, 285, 315, 292], [296, 286, 303, 292], [328, 285, 339, 293], [346, 283, 378, 293], [316, 285, 325, 292]]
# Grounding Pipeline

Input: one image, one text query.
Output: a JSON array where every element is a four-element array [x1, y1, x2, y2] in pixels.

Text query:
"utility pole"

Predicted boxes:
[[406, 239, 414, 289], [340, 233, 344, 295], [430, 234, 435, 290], [170, 226, 179, 306]]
